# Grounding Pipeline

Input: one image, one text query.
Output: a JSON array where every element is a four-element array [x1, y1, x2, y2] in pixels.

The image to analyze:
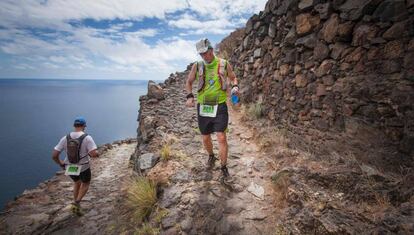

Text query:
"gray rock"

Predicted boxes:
[[160, 186, 185, 208], [245, 17, 254, 34], [161, 210, 181, 229], [225, 199, 246, 214], [315, 3, 331, 19], [147, 80, 165, 100], [216, 219, 231, 234], [171, 170, 191, 183], [372, 0, 408, 22], [285, 27, 297, 46], [138, 153, 159, 170], [246, 182, 265, 200], [299, 0, 319, 10], [253, 48, 263, 58], [383, 21, 406, 40], [180, 217, 193, 232], [276, 0, 299, 15], [268, 23, 276, 38], [296, 33, 317, 48], [314, 41, 330, 61], [244, 210, 268, 220], [339, 0, 379, 21]]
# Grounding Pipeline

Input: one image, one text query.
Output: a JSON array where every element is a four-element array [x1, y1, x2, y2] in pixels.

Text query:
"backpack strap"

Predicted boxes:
[[217, 59, 227, 91], [197, 61, 205, 92], [78, 133, 89, 159]]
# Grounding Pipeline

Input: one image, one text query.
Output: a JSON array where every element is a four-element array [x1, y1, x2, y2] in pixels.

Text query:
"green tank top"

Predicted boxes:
[[196, 56, 227, 105]]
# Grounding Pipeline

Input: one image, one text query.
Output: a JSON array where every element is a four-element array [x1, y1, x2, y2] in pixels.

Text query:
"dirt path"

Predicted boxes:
[[0, 142, 135, 235]]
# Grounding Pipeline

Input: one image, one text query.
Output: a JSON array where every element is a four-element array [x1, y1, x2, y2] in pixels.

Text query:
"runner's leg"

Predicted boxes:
[[216, 132, 228, 166], [76, 182, 90, 202], [73, 181, 81, 202], [202, 134, 214, 155]]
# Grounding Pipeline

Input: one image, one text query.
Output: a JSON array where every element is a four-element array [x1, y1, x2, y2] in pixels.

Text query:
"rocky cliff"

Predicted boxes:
[[227, 0, 414, 170]]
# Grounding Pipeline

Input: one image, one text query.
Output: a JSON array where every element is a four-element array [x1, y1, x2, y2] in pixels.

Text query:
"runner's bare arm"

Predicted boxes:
[[227, 63, 238, 87], [185, 63, 197, 107], [52, 150, 64, 168], [88, 149, 99, 158], [186, 63, 197, 94]]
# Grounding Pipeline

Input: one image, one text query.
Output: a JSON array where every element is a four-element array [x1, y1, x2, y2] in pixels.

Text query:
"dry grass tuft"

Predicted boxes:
[[126, 177, 158, 224], [256, 127, 290, 152], [153, 207, 169, 224], [162, 134, 178, 145], [247, 102, 264, 119], [160, 144, 171, 162], [271, 170, 292, 207]]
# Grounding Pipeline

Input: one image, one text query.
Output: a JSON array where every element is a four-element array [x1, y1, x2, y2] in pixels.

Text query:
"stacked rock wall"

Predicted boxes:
[[229, 0, 414, 164]]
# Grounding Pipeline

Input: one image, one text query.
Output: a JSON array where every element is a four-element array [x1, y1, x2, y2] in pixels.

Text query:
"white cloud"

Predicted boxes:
[[0, 0, 188, 29], [0, 0, 267, 79]]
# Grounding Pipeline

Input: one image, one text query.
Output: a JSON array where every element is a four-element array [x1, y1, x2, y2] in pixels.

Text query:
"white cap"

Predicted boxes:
[[196, 38, 212, 53]]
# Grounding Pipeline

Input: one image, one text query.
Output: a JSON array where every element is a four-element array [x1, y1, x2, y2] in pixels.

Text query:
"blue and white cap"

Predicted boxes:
[[74, 116, 87, 126]]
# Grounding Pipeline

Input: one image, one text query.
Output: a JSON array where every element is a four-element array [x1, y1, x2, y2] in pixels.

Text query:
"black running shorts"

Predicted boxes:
[[197, 102, 229, 135], [69, 168, 91, 183]]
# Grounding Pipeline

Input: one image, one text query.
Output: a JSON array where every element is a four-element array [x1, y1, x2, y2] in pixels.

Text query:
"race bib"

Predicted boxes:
[[200, 104, 218, 117], [65, 164, 81, 176]]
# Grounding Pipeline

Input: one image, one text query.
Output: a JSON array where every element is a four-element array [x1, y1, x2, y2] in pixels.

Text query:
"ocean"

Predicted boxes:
[[0, 79, 149, 209]]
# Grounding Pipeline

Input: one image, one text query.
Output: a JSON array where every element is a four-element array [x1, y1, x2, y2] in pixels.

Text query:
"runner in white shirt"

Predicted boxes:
[[52, 117, 99, 216]]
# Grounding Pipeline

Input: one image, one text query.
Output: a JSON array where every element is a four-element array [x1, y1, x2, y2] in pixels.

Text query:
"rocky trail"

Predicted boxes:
[[134, 72, 285, 234], [136, 70, 413, 234], [0, 141, 136, 234]]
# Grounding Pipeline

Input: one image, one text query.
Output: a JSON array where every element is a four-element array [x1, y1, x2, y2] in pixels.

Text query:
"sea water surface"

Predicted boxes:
[[0, 79, 149, 209]]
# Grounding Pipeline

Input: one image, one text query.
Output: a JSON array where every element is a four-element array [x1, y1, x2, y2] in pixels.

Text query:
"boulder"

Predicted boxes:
[[296, 13, 320, 36], [246, 182, 265, 200], [295, 74, 308, 88], [147, 80, 165, 100], [315, 3, 331, 19], [339, 0, 381, 21], [137, 153, 159, 170], [383, 40, 404, 59], [315, 60, 334, 77], [296, 33, 317, 48], [314, 40, 330, 61], [383, 21, 407, 40], [337, 21, 354, 42], [352, 24, 378, 46], [320, 14, 339, 43], [299, 0, 320, 11], [253, 48, 263, 58], [276, 0, 299, 15], [372, 0, 408, 22]]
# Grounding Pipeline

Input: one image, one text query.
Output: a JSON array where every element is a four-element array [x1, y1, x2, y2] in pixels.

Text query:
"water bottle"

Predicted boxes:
[[231, 92, 239, 104]]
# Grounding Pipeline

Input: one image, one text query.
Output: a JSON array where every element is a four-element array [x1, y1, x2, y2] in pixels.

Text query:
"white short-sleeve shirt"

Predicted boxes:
[[54, 131, 97, 172]]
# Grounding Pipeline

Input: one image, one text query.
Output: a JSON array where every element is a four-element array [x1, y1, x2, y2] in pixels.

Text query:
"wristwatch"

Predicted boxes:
[[186, 93, 194, 99]]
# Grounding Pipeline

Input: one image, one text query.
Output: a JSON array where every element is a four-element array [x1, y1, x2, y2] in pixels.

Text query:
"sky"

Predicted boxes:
[[0, 0, 267, 80]]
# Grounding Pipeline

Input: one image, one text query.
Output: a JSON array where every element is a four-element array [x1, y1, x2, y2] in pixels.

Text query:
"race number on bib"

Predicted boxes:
[[199, 104, 218, 117], [65, 164, 81, 176]]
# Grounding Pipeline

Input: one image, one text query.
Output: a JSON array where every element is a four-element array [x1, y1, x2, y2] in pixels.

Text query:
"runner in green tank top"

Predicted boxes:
[[185, 38, 240, 179]]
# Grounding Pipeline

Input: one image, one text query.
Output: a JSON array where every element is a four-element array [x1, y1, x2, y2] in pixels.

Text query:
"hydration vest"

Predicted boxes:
[[197, 58, 228, 93], [66, 133, 88, 164]]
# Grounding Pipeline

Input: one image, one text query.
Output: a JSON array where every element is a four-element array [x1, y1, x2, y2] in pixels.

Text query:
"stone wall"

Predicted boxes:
[[228, 0, 414, 165]]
